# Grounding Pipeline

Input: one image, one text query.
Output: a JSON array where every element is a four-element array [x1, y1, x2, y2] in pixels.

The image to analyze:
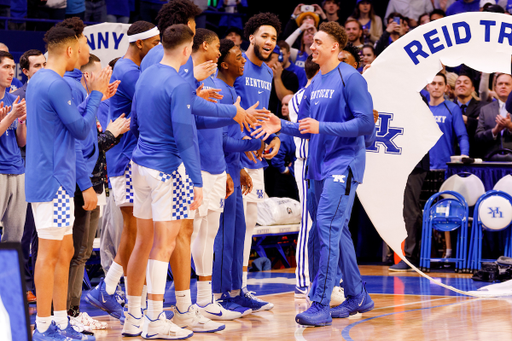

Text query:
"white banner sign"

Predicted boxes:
[[84, 23, 131, 68], [360, 12, 512, 295]]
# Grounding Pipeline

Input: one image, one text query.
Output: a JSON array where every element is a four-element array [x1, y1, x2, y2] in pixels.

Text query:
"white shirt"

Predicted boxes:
[[385, 0, 434, 21]]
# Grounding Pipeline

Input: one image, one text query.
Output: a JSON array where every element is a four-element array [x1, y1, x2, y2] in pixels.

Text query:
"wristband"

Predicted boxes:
[[291, 14, 297, 20], [18, 119, 25, 124]]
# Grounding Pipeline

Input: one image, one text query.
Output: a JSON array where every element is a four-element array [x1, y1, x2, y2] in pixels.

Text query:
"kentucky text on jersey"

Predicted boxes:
[[310, 89, 336, 100], [245, 76, 272, 91]]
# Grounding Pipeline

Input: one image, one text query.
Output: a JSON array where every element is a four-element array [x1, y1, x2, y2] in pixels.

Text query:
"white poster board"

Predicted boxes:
[[84, 23, 131, 68]]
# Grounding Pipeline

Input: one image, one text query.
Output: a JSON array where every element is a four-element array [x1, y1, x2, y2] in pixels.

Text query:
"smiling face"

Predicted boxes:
[[223, 45, 246, 79], [454, 75, 474, 99], [204, 36, 221, 63], [338, 50, 357, 69], [250, 25, 277, 62], [0, 56, 15, 90], [345, 21, 362, 43], [310, 30, 338, 66]]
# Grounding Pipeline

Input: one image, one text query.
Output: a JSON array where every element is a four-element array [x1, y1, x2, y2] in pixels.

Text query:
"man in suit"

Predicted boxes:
[[454, 74, 484, 158], [12, 49, 46, 100], [476, 73, 512, 158]]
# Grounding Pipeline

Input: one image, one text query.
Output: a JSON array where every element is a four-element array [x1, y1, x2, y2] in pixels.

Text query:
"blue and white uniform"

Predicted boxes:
[[280, 62, 374, 304], [26, 69, 101, 240], [130, 63, 200, 221], [429, 100, 469, 170]]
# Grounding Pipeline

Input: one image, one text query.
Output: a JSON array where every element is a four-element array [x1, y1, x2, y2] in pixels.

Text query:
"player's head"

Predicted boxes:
[[218, 38, 246, 79], [244, 13, 281, 62], [455, 74, 475, 99], [109, 57, 120, 70], [157, 0, 202, 36], [80, 54, 101, 78], [193, 28, 220, 63], [338, 43, 360, 69], [311, 21, 347, 65], [304, 55, 319, 80], [427, 72, 447, 100], [44, 26, 80, 72], [20, 49, 46, 80], [281, 94, 293, 120], [55, 17, 89, 67], [277, 41, 291, 66], [162, 24, 194, 66], [127, 21, 161, 59], [0, 51, 15, 90]]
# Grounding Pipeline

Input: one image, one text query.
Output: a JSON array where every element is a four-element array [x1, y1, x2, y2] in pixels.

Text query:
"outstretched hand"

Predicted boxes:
[[233, 96, 258, 131], [106, 113, 130, 137], [196, 84, 224, 103], [251, 113, 281, 140]]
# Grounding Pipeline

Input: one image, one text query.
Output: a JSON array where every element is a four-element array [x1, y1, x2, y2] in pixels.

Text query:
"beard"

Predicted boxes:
[[254, 42, 272, 63]]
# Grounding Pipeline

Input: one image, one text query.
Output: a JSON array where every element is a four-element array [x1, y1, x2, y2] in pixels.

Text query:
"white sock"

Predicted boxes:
[[147, 260, 168, 297], [127, 295, 142, 318], [53, 310, 68, 329], [141, 285, 148, 310], [147, 299, 163, 320], [242, 271, 248, 289], [36, 316, 52, 333], [230, 289, 240, 298], [196, 280, 212, 307], [446, 249, 452, 258], [104, 261, 124, 295], [175, 290, 192, 312], [124, 276, 129, 297], [213, 293, 222, 301]]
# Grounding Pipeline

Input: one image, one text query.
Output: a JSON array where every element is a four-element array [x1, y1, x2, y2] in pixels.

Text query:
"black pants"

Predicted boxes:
[[403, 168, 427, 264]]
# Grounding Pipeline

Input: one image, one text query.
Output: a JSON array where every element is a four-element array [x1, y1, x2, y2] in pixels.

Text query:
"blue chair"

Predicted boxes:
[[420, 191, 469, 272], [467, 190, 512, 272]]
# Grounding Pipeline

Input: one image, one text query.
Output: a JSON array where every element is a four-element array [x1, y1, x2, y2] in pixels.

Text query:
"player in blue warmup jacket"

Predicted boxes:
[[254, 22, 376, 327], [26, 27, 109, 341], [86, 21, 161, 323], [427, 72, 469, 170]]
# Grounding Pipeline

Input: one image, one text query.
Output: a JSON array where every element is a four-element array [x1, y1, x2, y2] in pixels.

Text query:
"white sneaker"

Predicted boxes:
[[171, 304, 225, 333], [330, 286, 345, 307], [71, 312, 108, 330], [142, 312, 193, 340], [122, 311, 143, 337], [196, 300, 242, 321]]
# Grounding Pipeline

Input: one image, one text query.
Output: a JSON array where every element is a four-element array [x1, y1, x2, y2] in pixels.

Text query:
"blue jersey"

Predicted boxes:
[[0, 92, 24, 174], [281, 62, 374, 183], [25, 69, 101, 202], [106, 58, 140, 177], [270, 133, 296, 174], [295, 51, 308, 69], [131, 63, 202, 187], [6, 77, 23, 93], [234, 53, 273, 169], [446, 0, 480, 15], [64, 69, 87, 106], [429, 100, 469, 170]]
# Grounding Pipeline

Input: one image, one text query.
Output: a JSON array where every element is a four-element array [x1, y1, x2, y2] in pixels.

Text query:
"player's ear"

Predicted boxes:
[[221, 61, 228, 70], [249, 34, 254, 45], [136, 39, 143, 50]]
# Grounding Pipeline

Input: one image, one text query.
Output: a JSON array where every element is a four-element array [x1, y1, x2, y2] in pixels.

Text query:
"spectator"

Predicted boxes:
[[361, 44, 376, 68], [446, 0, 479, 16], [0, 43, 23, 93], [217, 0, 247, 30], [66, 0, 86, 19], [454, 74, 485, 158], [283, 3, 323, 51], [344, 18, 364, 49], [418, 12, 430, 25], [285, 19, 317, 69], [27, 0, 66, 31], [434, 0, 455, 10], [375, 13, 408, 55], [13, 49, 46, 100], [321, 0, 341, 24], [224, 27, 246, 51], [266, 45, 299, 118], [482, 2, 506, 13], [430, 8, 446, 20], [427, 72, 469, 170], [445, 72, 458, 101], [350, 0, 383, 44], [139, 0, 166, 25], [277, 41, 307, 89], [476, 73, 512, 158], [385, 0, 433, 27], [85, 0, 107, 23], [106, 0, 130, 23]]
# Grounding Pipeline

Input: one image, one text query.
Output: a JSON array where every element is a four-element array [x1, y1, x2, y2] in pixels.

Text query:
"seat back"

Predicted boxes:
[[430, 198, 466, 232], [493, 175, 512, 197], [439, 173, 485, 206], [476, 191, 512, 231]]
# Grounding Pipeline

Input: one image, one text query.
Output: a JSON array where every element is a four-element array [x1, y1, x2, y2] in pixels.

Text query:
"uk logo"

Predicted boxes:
[[333, 175, 346, 183], [367, 112, 404, 155], [257, 189, 264, 199], [220, 198, 224, 209], [488, 207, 503, 218]]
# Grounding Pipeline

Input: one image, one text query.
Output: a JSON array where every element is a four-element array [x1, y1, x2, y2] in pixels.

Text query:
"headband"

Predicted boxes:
[[128, 27, 160, 43]]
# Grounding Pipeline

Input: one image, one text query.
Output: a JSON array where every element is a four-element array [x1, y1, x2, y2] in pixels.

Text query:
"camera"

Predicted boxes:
[[301, 5, 315, 13]]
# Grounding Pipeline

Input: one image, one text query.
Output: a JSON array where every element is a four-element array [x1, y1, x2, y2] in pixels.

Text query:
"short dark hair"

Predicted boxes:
[[457, 73, 475, 88], [55, 17, 85, 37], [483, 3, 505, 13], [162, 24, 194, 50], [109, 57, 121, 70], [20, 49, 43, 70], [305, 55, 319, 80], [387, 12, 404, 23], [277, 40, 290, 53], [193, 28, 218, 52], [81, 54, 101, 71], [435, 72, 447, 84], [362, 44, 375, 55], [218, 38, 235, 67], [429, 9, 446, 20], [44, 26, 78, 50], [319, 21, 347, 49], [244, 13, 281, 40], [344, 43, 361, 68], [128, 21, 156, 44], [0, 51, 14, 65], [157, 0, 202, 33]]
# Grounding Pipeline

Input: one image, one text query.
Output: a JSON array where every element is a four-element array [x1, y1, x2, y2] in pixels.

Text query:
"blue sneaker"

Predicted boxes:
[[217, 293, 252, 316], [295, 302, 332, 327], [85, 278, 123, 319], [58, 318, 96, 340], [294, 286, 308, 299], [330, 283, 374, 318], [33, 321, 73, 341], [389, 260, 413, 272], [230, 288, 273, 312]]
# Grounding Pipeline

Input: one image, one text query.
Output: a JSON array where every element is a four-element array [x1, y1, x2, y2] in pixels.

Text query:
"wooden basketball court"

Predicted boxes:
[[51, 266, 512, 341]]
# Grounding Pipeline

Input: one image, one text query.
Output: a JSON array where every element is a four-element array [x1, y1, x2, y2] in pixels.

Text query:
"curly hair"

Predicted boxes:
[[218, 38, 235, 67], [193, 28, 218, 52], [319, 21, 347, 50], [343, 43, 360, 68], [55, 17, 85, 37], [244, 13, 281, 40], [156, 0, 202, 33]]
